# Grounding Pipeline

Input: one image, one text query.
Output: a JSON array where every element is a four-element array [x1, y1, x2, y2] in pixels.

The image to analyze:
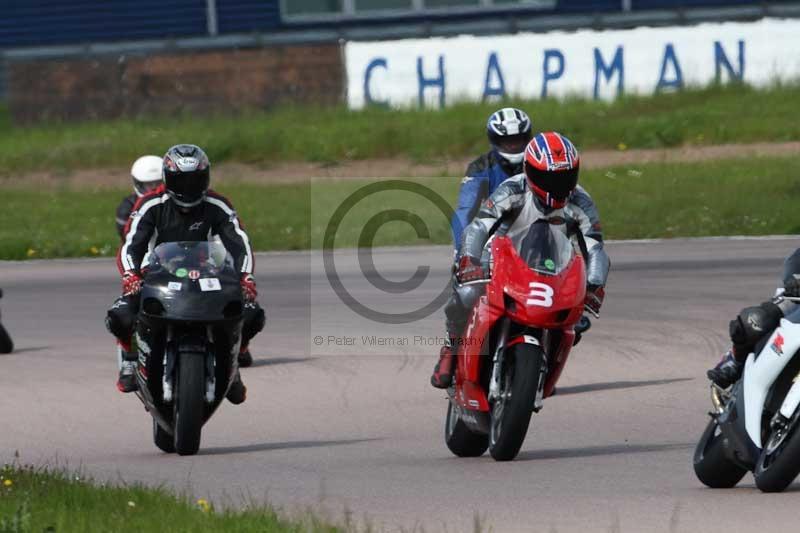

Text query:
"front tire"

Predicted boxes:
[[489, 343, 543, 461], [693, 418, 747, 488], [754, 414, 800, 492], [174, 352, 205, 456], [444, 400, 488, 457], [0, 322, 13, 354], [153, 418, 175, 454]]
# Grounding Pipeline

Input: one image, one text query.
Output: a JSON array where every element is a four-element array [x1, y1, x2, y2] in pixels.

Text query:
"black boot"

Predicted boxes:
[[707, 350, 744, 388], [237, 345, 253, 368], [116, 342, 138, 393], [226, 370, 247, 405], [117, 361, 138, 393]]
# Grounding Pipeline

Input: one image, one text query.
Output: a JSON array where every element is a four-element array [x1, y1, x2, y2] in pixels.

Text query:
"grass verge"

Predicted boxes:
[[1, 83, 799, 176], [0, 464, 338, 533], [2, 155, 799, 261]]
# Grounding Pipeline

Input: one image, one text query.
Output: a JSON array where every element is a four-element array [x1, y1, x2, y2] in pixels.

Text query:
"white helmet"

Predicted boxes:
[[487, 108, 533, 165], [131, 155, 163, 197]]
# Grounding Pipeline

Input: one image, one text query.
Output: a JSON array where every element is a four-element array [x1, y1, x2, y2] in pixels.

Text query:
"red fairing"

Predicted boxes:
[[453, 235, 586, 412]]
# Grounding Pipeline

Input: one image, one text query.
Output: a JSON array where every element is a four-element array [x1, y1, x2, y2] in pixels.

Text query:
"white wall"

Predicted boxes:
[[345, 18, 800, 108]]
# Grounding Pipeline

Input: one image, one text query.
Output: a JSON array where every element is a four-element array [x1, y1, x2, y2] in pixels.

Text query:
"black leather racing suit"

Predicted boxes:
[[445, 175, 611, 338], [115, 193, 137, 239], [106, 186, 265, 350]]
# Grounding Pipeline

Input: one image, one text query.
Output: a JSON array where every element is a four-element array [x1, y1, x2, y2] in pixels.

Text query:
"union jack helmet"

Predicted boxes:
[[523, 132, 580, 209]]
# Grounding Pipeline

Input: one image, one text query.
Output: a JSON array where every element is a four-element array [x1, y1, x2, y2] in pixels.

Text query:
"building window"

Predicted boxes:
[[284, 0, 342, 16], [282, 0, 555, 18], [424, 0, 480, 7], [354, 0, 414, 9]]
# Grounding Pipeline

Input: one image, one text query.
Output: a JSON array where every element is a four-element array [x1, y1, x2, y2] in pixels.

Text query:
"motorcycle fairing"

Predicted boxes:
[[743, 319, 800, 449], [455, 233, 586, 413]]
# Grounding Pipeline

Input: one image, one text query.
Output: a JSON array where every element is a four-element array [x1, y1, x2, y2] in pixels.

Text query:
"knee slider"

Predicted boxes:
[[445, 285, 481, 323], [730, 303, 782, 345], [242, 304, 265, 342], [106, 308, 135, 339]]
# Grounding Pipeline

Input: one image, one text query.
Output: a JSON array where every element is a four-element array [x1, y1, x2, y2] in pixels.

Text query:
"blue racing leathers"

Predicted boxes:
[[451, 150, 522, 249]]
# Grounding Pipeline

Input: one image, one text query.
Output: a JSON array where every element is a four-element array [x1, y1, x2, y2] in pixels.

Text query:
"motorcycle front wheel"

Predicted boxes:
[[754, 412, 800, 492], [489, 343, 543, 461], [174, 351, 205, 456]]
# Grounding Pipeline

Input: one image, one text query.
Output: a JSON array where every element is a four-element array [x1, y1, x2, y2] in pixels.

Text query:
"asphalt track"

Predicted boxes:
[[1, 237, 799, 532]]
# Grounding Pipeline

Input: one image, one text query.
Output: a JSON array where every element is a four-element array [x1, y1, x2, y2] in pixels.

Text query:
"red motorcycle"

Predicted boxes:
[[445, 221, 588, 461]]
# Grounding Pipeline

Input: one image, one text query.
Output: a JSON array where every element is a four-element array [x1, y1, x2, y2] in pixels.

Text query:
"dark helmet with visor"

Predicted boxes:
[[163, 144, 210, 208]]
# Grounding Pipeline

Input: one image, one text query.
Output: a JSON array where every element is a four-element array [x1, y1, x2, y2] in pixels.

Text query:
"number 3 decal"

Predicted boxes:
[[526, 282, 554, 307]]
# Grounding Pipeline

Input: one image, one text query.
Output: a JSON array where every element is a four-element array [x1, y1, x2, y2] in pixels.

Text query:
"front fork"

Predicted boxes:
[[161, 325, 216, 405], [488, 318, 510, 402], [488, 319, 547, 412]]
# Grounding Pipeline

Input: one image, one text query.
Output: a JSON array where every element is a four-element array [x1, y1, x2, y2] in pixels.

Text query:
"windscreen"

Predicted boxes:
[[149, 241, 233, 277], [512, 221, 575, 275]]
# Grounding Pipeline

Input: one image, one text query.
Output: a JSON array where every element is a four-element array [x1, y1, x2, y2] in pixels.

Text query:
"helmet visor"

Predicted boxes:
[[525, 165, 579, 201], [164, 169, 209, 205], [491, 132, 532, 156], [133, 177, 161, 197]]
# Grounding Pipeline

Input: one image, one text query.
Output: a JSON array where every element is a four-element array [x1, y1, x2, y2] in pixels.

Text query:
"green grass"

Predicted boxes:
[[0, 83, 799, 176], [2, 155, 799, 260], [0, 464, 339, 533]]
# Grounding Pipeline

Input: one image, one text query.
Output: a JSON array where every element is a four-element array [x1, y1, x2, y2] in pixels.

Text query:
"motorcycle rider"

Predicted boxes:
[[452, 108, 533, 247], [707, 251, 800, 388], [431, 132, 610, 388], [107, 144, 265, 401], [116, 155, 163, 239]]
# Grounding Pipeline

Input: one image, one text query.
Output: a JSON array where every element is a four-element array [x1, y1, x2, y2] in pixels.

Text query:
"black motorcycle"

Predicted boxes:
[[0, 289, 12, 354], [134, 241, 244, 455]]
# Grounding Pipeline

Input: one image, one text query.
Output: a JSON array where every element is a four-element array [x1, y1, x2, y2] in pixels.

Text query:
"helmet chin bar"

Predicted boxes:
[[167, 191, 206, 209], [497, 150, 525, 164]]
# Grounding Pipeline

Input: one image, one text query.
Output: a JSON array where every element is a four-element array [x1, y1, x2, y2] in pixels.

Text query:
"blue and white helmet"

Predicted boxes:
[[486, 108, 533, 164]]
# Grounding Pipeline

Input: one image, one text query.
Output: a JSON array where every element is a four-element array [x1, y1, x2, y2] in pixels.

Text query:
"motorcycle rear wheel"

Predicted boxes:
[[693, 418, 747, 488], [444, 400, 488, 457], [0, 322, 13, 354], [754, 413, 800, 492], [174, 351, 205, 456], [489, 343, 543, 461], [153, 418, 175, 454]]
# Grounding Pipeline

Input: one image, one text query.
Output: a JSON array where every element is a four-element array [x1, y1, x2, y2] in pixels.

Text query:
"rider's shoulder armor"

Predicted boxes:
[[464, 153, 492, 178], [483, 174, 527, 213], [566, 185, 603, 242]]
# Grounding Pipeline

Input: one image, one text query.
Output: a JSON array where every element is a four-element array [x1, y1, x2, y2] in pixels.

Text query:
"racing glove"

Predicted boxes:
[[585, 284, 605, 317], [240, 273, 258, 303], [784, 277, 800, 298], [122, 271, 143, 297], [456, 255, 485, 283]]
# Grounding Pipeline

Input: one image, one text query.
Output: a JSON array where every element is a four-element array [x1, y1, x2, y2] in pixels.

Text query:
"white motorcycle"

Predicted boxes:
[[694, 301, 800, 492]]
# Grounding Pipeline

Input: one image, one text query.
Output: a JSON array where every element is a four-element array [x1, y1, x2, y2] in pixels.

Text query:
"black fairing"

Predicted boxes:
[[135, 242, 244, 435]]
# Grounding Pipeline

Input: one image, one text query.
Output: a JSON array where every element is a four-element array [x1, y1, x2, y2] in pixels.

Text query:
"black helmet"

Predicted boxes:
[[163, 144, 210, 208]]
